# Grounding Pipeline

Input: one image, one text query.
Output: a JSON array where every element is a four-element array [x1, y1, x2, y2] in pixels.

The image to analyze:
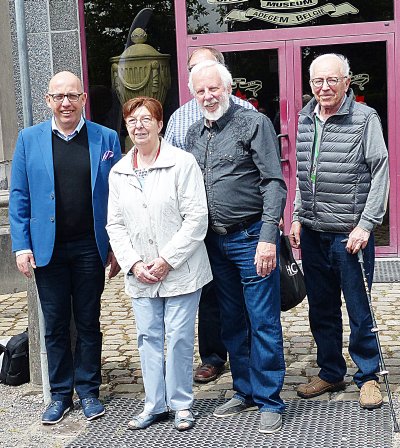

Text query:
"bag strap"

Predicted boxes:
[[0, 344, 7, 356]]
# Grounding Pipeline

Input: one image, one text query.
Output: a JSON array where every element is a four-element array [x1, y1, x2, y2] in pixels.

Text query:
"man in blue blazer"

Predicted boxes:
[[9, 71, 122, 424]]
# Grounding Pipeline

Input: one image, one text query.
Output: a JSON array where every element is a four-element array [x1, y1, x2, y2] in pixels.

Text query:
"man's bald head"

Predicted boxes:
[[48, 71, 83, 92], [46, 71, 87, 135]]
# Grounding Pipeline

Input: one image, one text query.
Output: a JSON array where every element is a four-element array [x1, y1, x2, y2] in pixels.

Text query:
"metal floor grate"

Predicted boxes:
[[374, 260, 400, 283], [67, 397, 393, 448]]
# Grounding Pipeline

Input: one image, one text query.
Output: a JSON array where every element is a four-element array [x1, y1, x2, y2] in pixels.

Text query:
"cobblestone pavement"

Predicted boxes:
[[1, 272, 399, 447]]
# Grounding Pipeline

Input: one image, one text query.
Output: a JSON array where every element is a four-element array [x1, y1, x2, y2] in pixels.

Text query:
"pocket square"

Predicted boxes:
[[102, 150, 114, 161]]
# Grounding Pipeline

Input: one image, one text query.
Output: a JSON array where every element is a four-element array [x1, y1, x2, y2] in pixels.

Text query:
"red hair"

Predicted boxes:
[[122, 96, 163, 122]]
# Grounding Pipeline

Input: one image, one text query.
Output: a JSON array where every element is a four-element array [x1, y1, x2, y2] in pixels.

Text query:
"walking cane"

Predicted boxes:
[[357, 249, 400, 432]]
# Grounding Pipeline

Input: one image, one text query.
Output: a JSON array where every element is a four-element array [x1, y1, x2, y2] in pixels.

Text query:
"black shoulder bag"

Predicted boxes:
[[280, 234, 307, 311]]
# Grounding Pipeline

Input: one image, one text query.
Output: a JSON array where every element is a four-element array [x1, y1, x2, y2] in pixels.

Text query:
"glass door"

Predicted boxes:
[[292, 34, 396, 254]]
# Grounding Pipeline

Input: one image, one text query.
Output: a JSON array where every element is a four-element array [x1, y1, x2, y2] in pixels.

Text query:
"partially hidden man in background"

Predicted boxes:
[[165, 46, 256, 384], [289, 54, 389, 409], [186, 60, 287, 434], [9, 71, 122, 424]]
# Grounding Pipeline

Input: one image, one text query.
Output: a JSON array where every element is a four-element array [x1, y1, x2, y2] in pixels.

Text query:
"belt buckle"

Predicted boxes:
[[211, 225, 227, 235]]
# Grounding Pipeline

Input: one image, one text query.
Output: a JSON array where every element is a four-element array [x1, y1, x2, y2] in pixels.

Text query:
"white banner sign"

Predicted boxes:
[[225, 2, 359, 25]]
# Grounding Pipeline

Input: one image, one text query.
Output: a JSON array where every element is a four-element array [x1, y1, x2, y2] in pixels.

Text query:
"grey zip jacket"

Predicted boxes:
[[293, 90, 389, 233]]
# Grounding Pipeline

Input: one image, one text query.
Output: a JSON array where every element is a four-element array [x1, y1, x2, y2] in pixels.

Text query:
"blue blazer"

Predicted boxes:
[[9, 119, 122, 267]]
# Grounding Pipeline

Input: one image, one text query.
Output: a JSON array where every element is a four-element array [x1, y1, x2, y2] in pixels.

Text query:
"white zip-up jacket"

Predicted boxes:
[[106, 138, 212, 298]]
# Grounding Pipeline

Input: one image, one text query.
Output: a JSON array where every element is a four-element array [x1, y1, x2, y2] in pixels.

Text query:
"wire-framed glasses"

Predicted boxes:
[[310, 77, 348, 88], [126, 116, 153, 127]]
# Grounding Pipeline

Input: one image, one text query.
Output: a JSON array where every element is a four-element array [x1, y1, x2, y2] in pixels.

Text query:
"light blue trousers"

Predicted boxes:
[[132, 289, 201, 414]]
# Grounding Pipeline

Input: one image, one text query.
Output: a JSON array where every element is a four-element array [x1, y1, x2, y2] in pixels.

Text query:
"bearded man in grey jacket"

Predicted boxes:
[[289, 53, 389, 409]]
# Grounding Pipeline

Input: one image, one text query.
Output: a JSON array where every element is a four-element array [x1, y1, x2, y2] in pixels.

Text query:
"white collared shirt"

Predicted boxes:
[[52, 116, 85, 141], [313, 95, 347, 122]]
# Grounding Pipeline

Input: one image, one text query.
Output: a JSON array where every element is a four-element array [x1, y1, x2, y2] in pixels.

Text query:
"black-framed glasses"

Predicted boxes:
[[126, 116, 153, 127], [310, 77, 348, 88], [47, 93, 84, 103]]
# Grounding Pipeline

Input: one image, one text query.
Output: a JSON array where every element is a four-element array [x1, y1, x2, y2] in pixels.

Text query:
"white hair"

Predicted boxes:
[[309, 53, 350, 78], [188, 60, 233, 96]]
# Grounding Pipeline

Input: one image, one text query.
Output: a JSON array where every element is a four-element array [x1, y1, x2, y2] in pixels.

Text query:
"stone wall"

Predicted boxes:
[[8, 0, 83, 129], [0, 191, 25, 293]]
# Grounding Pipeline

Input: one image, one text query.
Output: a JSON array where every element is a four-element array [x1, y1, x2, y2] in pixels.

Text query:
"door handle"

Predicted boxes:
[[277, 133, 289, 162]]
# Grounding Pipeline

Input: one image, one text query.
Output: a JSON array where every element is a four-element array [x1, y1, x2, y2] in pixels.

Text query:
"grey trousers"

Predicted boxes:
[[132, 289, 201, 414]]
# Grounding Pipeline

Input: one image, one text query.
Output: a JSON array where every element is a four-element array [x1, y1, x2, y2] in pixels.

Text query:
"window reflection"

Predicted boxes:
[[223, 50, 280, 131], [84, 2, 178, 151]]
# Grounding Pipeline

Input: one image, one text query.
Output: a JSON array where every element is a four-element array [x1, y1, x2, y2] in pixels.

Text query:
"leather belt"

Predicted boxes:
[[210, 214, 262, 235]]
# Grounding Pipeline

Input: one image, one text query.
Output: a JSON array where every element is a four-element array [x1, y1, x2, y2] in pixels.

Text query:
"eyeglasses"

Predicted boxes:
[[47, 93, 84, 102], [125, 116, 153, 127], [310, 77, 348, 88]]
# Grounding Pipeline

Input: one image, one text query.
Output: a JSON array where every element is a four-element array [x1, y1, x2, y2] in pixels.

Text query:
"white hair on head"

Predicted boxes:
[[188, 60, 233, 96], [309, 53, 350, 78]]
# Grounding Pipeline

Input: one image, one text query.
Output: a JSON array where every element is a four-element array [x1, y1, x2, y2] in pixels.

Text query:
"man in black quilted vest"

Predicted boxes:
[[289, 53, 389, 409]]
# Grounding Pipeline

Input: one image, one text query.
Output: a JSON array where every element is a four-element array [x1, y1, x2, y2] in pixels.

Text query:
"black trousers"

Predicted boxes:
[[35, 238, 105, 402], [198, 281, 227, 367]]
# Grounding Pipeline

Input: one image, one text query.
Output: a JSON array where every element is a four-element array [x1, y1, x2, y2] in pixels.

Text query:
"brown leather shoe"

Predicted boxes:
[[194, 364, 224, 383], [297, 376, 346, 398], [359, 380, 383, 409]]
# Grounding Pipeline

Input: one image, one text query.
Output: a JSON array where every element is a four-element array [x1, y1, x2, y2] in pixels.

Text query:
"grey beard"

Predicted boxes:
[[202, 92, 230, 121]]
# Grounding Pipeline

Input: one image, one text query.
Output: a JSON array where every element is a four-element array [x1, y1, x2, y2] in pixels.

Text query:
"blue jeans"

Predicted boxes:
[[205, 221, 285, 414], [300, 227, 379, 388], [132, 290, 201, 414], [34, 238, 105, 403]]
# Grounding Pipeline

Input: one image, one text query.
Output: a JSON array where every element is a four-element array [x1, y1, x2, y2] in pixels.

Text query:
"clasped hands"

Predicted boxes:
[[132, 257, 171, 284]]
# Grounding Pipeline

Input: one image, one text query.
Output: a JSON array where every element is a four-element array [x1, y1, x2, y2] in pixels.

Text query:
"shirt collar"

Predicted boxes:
[[314, 95, 347, 122], [52, 116, 85, 140]]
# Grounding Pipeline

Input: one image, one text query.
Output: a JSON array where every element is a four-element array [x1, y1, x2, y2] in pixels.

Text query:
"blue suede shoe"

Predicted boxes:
[[127, 411, 169, 430], [80, 397, 105, 421], [41, 400, 72, 425]]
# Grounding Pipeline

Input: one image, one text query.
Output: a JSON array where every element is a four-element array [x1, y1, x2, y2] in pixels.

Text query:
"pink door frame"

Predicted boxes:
[[174, 1, 399, 256]]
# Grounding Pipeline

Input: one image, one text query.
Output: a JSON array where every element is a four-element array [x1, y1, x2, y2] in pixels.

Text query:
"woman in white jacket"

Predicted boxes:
[[106, 97, 212, 431]]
